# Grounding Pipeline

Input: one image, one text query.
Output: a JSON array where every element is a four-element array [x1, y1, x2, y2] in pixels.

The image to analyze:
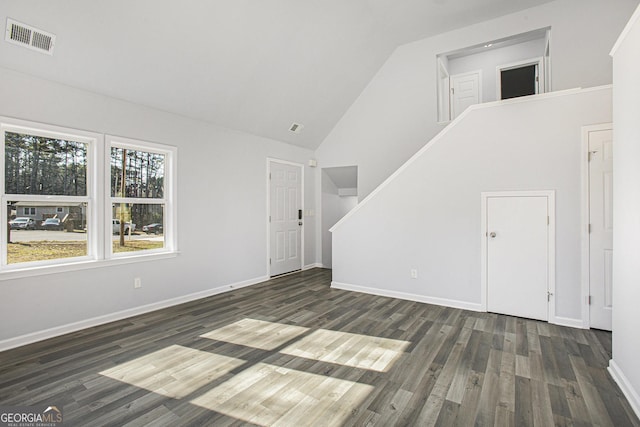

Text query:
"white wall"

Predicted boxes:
[[331, 87, 612, 323], [315, 0, 638, 201], [321, 171, 357, 268], [610, 5, 640, 417], [448, 37, 546, 103], [0, 67, 316, 348]]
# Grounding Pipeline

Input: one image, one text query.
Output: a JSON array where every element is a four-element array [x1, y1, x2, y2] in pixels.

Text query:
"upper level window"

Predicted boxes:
[[1, 117, 177, 275]]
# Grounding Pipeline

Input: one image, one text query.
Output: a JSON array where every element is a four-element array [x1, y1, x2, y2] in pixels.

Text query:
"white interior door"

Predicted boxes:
[[450, 70, 481, 119], [487, 195, 550, 321], [588, 128, 613, 330], [270, 161, 302, 276]]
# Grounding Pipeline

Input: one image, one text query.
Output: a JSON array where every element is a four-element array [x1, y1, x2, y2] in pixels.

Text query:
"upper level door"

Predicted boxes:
[[269, 160, 303, 276], [450, 70, 481, 120], [588, 127, 614, 330]]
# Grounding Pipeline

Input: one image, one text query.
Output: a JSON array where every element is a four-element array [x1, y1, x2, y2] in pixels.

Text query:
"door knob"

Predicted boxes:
[[489, 232, 496, 238], [298, 221, 303, 226]]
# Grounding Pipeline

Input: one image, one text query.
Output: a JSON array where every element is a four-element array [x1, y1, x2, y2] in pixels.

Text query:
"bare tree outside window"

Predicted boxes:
[[110, 146, 166, 252], [5, 132, 87, 196]]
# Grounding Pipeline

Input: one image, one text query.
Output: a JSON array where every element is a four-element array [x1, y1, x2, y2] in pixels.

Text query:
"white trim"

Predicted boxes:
[[331, 281, 483, 312], [551, 316, 585, 329], [0, 274, 268, 352], [266, 158, 305, 277], [330, 86, 612, 232], [480, 190, 556, 323], [610, 3, 640, 57], [544, 28, 552, 93], [496, 57, 544, 100], [0, 251, 179, 281], [580, 123, 614, 329], [303, 263, 324, 270], [436, 56, 451, 123], [609, 360, 640, 420]]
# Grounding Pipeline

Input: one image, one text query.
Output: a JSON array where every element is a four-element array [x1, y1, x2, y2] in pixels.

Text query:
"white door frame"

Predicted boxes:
[[496, 57, 544, 100], [266, 158, 304, 277], [437, 56, 451, 123], [580, 123, 613, 329], [481, 190, 556, 321]]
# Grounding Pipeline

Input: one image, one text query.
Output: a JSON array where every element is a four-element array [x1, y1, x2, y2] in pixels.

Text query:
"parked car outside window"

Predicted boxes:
[[142, 223, 163, 234], [42, 218, 63, 231], [112, 219, 136, 234], [9, 217, 36, 230]]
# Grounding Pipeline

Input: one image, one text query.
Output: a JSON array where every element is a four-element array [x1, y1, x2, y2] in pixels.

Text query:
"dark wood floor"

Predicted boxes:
[[0, 268, 638, 426]]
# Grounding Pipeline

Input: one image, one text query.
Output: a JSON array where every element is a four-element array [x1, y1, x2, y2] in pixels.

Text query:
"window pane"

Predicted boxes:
[[112, 203, 164, 253], [7, 201, 88, 264], [110, 148, 165, 198], [5, 132, 88, 196]]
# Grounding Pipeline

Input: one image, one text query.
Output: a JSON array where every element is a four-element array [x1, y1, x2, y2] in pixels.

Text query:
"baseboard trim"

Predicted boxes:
[[331, 281, 483, 312], [0, 275, 268, 352], [551, 316, 585, 329], [303, 263, 324, 271], [609, 360, 640, 419]]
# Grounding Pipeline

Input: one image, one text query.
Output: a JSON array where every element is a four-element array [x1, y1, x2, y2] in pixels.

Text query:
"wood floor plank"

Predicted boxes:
[[515, 375, 534, 427], [0, 268, 637, 426]]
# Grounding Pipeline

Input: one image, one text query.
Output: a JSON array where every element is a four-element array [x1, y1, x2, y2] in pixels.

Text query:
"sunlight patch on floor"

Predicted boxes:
[[100, 345, 244, 399], [190, 362, 374, 427], [281, 329, 410, 372], [200, 318, 309, 350]]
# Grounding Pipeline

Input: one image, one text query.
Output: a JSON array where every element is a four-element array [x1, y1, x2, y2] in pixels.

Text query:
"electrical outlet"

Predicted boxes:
[[134, 277, 142, 288], [410, 269, 418, 279]]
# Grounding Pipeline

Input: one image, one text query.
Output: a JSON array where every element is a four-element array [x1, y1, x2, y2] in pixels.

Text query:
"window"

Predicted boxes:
[[107, 136, 175, 257], [497, 60, 541, 100], [3, 122, 94, 267], [1, 117, 176, 275]]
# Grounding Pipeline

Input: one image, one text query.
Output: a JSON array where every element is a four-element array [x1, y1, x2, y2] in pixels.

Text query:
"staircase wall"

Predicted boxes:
[[330, 87, 611, 324]]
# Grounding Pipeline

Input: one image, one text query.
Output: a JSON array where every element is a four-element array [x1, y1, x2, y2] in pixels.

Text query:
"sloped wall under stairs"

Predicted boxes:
[[330, 87, 612, 324]]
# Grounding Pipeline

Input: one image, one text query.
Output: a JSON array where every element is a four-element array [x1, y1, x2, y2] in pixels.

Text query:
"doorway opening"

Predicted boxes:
[[498, 58, 543, 100], [437, 27, 551, 123], [321, 166, 358, 268]]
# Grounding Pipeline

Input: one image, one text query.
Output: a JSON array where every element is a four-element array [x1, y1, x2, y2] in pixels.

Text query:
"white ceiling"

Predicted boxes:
[[0, 0, 554, 150]]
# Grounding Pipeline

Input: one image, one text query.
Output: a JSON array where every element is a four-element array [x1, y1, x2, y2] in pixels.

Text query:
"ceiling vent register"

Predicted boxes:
[[5, 19, 55, 55], [289, 123, 304, 134]]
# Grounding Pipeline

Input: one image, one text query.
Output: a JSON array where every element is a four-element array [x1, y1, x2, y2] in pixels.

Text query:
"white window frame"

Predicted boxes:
[[105, 135, 177, 259], [0, 116, 178, 280], [495, 57, 544, 101], [1, 118, 99, 271]]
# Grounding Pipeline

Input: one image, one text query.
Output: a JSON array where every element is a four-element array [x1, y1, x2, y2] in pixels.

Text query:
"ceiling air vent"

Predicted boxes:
[[289, 123, 304, 134], [5, 19, 56, 55]]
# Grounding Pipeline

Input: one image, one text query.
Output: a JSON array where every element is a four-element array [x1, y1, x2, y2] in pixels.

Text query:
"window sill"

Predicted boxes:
[[0, 251, 179, 282]]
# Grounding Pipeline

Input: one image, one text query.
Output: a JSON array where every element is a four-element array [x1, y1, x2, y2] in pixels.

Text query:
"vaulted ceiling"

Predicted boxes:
[[0, 0, 554, 150]]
